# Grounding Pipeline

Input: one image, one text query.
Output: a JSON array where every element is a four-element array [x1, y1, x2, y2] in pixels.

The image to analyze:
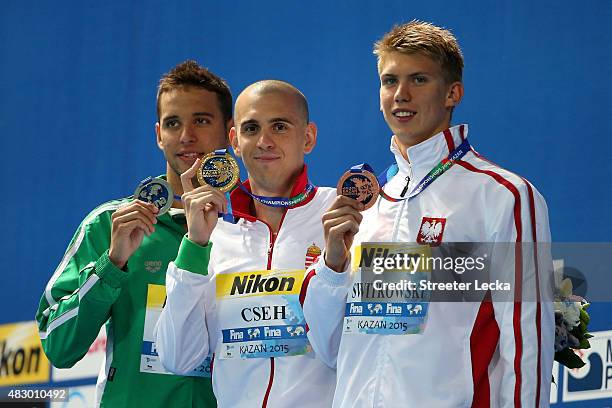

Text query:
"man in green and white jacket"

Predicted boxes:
[[35, 60, 233, 407]]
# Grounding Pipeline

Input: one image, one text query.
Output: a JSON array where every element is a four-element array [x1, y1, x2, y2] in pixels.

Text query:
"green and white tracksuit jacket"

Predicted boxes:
[[36, 196, 216, 408]]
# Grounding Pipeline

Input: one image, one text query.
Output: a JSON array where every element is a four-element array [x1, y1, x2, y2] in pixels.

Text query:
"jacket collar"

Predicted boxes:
[[390, 124, 468, 182], [229, 164, 316, 222]]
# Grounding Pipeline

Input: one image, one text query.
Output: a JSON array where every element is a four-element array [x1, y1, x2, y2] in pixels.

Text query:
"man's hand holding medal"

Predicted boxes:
[[180, 150, 239, 246], [322, 165, 380, 272]]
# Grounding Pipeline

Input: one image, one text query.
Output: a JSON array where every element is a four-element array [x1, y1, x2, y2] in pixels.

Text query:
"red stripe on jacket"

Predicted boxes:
[[300, 269, 318, 333], [469, 151, 544, 407], [262, 358, 275, 407], [443, 129, 456, 152], [455, 158, 526, 407], [470, 292, 500, 407], [522, 178, 542, 407]]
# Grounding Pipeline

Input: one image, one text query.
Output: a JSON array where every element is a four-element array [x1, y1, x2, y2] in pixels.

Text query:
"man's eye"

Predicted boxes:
[[195, 117, 210, 125], [413, 76, 427, 85], [164, 120, 180, 128], [381, 77, 397, 86], [272, 123, 288, 132], [243, 124, 259, 134]]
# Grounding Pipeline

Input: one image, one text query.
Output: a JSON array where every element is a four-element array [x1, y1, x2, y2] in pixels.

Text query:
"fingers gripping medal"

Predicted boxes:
[[197, 149, 240, 192], [337, 164, 380, 210], [197, 149, 240, 223], [134, 177, 174, 215]]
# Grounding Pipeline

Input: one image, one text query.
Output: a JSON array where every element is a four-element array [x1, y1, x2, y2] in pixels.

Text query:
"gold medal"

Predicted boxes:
[[197, 151, 240, 192], [337, 169, 380, 210]]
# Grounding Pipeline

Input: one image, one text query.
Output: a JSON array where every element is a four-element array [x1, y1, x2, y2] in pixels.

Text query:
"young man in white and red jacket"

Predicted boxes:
[[302, 21, 554, 408], [155, 80, 336, 407]]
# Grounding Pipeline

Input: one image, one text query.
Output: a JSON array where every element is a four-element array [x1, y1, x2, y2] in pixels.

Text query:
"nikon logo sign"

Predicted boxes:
[[0, 321, 49, 386], [230, 274, 295, 295], [216, 270, 304, 298], [0, 341, 41, 378]]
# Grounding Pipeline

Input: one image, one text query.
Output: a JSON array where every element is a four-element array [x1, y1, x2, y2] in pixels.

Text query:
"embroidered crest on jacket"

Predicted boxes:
[[417, 217, 446, 245], [305, 244, 321, 268]]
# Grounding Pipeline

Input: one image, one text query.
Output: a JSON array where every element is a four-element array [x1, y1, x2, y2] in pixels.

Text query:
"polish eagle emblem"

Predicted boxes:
[[417, 217, 446, 245]]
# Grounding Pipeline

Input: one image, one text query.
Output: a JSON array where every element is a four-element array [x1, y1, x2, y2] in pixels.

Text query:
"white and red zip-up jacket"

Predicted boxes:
[[155, 168, 337, 408], [302, 125, 555, 408]]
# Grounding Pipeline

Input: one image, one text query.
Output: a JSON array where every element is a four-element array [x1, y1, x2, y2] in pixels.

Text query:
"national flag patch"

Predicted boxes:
[[305, 243, 322, 268], [417, 217, 446, 245]]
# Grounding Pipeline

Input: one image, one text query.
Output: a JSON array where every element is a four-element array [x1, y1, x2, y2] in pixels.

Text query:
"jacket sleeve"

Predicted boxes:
[[301, 251, 351, 369], [35, 207, 128, 368], [488, 181, 554, 408], [155, 237, 214, 375]]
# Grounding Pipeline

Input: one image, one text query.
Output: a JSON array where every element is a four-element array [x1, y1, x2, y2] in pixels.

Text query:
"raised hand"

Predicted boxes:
[[322, 196, 364, 272], [180, 158, 228, 246], [109, 200, 159, 269]]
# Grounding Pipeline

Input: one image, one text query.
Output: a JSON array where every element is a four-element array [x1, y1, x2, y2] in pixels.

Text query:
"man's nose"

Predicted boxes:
[[180, 124, 197, 143], [394, 81, 411, 103], [256, 129, 274, 149]]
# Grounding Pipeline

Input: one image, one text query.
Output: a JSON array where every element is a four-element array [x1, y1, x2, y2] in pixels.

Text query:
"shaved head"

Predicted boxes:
[[235, 80, 309, 124], [229, 79, 317, 199]]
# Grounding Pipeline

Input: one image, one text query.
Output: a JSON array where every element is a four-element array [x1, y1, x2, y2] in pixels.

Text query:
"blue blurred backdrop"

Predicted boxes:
[[1, 1, 611, 405]]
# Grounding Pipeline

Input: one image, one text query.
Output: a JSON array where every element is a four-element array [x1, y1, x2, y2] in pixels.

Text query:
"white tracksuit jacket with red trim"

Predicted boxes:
[[155, 174, 337, 408], [302, 124, 554, 408]]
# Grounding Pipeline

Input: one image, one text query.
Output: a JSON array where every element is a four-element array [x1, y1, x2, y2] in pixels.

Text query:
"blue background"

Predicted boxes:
[[1, 1, 611, 405]]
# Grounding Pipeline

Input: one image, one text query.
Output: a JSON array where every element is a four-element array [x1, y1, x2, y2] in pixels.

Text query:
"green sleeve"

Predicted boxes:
[[35, 203, 128, 368], [174, 236, 212, 275]]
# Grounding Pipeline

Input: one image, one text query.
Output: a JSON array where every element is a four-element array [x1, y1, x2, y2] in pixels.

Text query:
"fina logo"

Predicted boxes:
[[561, 330, 612, 402], [61, 390, 87, 407]]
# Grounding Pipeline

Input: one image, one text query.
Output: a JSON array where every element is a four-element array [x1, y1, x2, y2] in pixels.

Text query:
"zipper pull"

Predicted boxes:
[[268, 232, 277, 256], [400, 176, 410, 197]]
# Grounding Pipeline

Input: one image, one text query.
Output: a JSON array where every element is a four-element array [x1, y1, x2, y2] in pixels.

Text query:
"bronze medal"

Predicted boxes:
[[337, 169, 380, 210]]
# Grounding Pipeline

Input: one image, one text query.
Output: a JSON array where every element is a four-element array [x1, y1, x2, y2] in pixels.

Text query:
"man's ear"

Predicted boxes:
[[225, 119, 234, 146], [303, 122, 318, 154], [229, 126, 241, 157], [155, 122, 163, 149], [445, 82, 464, 108]]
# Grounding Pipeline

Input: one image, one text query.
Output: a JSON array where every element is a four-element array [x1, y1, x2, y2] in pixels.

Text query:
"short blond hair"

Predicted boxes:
[[374, 20, 464, 84]]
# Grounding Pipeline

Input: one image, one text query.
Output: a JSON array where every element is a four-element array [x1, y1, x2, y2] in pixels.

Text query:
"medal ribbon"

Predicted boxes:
[[237, 182, 315, 208], [406, 138, 470, 198], [349, 164, 374, 174], [210, 150, 315, 218], [375, 138, 471, 202], [221, 195, 236, 223]]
